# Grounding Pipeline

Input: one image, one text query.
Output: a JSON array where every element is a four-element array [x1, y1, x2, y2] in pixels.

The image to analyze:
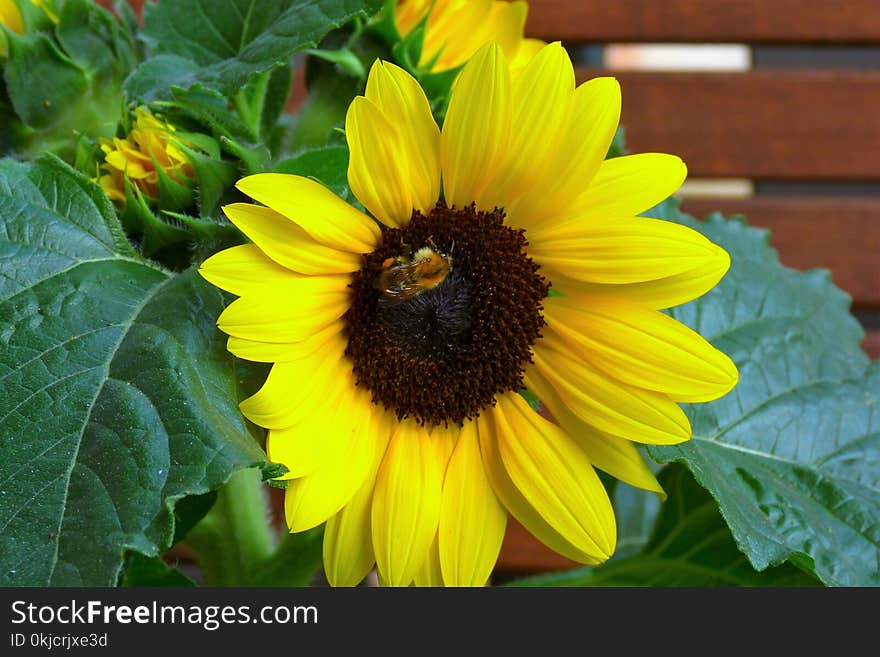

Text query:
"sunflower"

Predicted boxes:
[[394, 0, 545, 73], [97, 107, 194, 205], [199, 42, 738, 587]]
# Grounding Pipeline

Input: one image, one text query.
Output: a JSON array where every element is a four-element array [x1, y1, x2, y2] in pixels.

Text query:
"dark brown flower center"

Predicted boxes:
[[343, 202, 549, 426]]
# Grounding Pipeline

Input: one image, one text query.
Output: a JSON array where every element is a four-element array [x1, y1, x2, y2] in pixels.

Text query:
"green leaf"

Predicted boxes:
[[56, 0, 138, 84], [644, 204, 879, 587], [510, 465, 818, 586], [275, 144, 353, 202], [0, 155, 267, 586], [608, 476, 662, 561], [3, 31, 89, 129], [120, 553, 196, 587], [171, 490, 218, 544], [123, 54, 200, 103], [138, 0, 383, 98]]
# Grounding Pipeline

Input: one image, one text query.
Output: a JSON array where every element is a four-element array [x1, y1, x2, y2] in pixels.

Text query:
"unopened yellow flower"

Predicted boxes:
[[395, 0, 544, 72], [98, 107, 194, 205], [0, 0, 24, 55], [200, 43, 738, 587]]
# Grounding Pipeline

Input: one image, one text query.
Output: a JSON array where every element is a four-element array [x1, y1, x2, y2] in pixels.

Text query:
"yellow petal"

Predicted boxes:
[[545, 297, 738, 402], [478, 412, 599, 563], [323, 476, 376, 587], [200, 243, 342, 298], [577, 153, 687, 219], [510, 38, 547, 74], [413, 535, 444, 587], [221, 204, 362, 275], [240, 334, 346, 429], [285, 390, 381, 532], [490, 42, 575, 209], [323, 414, 394, 586], [439, 420, 507, 587], [485, 393, 616, 562], [508, 76, 621, 229], [532, 338, 692, 445], [266, 380, 354, 479], [346, 96, 415, 227], [236, 174, 380, 252], [522, 365, 663, 495], [412, 423, 457, 587], [551, 251, 731, 310], [363, 60, 441, 216], [529, 215, 729, 286], [525, 366, 666, 498], [216, 276, 349, 343], [226, 322, 343, 364], [441, 42, 511, 210], [371, 421, 443, 587]]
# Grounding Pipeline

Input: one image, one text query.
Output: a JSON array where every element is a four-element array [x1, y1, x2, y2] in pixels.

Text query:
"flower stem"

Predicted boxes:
[[184, 467, 275, 586]]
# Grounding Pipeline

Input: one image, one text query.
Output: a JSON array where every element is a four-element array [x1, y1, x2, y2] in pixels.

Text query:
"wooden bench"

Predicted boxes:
[[496, 0, 880, 577]]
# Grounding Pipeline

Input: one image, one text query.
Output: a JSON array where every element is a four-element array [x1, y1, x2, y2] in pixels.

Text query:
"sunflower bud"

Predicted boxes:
[[97, 107, 196, 208]]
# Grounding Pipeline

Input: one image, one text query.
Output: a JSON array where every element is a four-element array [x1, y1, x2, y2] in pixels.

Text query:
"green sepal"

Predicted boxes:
[[161, 210, 245, 263], [175, 130, 222, 159], [391, 20, 427, 74], [153, 154, 195, 212], [120, 178, 190, 257], [73, 133, 101, 178], [177, 142, 240, 217], [219, 135, 271, 175], [234, 66, 295, 143], [261, 462, 290, 482], [161, 86, 253, 140]]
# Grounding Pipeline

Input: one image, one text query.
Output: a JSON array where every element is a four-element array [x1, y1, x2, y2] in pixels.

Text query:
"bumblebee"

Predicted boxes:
[[375, 242, 453, 303]]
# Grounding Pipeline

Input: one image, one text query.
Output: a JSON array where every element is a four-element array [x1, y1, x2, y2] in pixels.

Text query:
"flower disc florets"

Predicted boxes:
[[345, 202, 550, 426]]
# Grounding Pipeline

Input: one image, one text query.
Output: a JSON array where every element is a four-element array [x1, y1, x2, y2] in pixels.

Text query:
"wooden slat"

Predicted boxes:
[[496, 520, 577, 575], [577, 69, 880, 180], [528, 0, 880, 44], [680, 197, 880, 307]]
